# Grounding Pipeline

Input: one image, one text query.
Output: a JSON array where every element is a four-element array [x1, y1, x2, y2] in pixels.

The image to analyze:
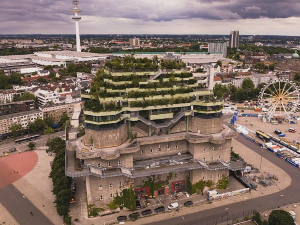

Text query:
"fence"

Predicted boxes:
[[176, 209, 255, 225]]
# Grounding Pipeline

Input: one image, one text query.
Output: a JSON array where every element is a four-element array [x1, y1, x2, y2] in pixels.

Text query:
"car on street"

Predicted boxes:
[[154, 206, 165, 214], [136, 200, 141, 209], [184, 201, 193, 207], [129, 212, 140, 220], [168, 202, 179, 210], [141, 209, 152, 216], [289, 128, 296, 133], [274, 129, 282, 135], [117, 216, 127, 222]]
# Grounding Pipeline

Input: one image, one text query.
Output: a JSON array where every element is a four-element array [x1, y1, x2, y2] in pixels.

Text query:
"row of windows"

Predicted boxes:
[[99, 182, 123, 191], [204, 146, 223, 151], [140, 144, 179, 154], [203, 156, 221, 162]]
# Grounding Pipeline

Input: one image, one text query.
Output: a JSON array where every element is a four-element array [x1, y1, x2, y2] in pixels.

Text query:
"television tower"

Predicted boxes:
[[71, 0, 82, 52]]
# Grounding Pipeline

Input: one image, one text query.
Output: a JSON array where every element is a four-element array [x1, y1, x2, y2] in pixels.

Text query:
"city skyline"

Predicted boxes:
[[1, 0, 300, 36]]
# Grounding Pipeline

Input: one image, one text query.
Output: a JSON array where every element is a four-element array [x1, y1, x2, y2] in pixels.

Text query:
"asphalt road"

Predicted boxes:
[[146, 133, 300, 225], [0, 131, 65, 155], [0, 185, 54, 225]]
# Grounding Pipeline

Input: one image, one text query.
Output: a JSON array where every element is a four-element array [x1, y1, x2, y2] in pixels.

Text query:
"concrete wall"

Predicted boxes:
[[190, 169, 229, 184], [85, 154, 134, 168], [134, 140, 188, 160], [84, 124, 128, 148], [190, 116, 223, 134], [170, 121, 186, 134], [189, 139, 231, 162], [87, 175, 134, 205]]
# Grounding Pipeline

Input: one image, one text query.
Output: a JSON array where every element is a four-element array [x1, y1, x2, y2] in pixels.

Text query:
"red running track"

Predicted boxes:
[[0, 151, 38, 189]]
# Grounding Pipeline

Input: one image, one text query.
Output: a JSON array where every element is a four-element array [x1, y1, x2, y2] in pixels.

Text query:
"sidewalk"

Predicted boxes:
[[0, 202, 19, 225], [13, 150, 63, 225]]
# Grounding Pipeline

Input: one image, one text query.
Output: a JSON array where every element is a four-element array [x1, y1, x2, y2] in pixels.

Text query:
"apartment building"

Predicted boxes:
[[35, 89, 60, 106], [0, 100, 35, 116], [0, 110, 43, 138], [39, 103, 75, 124]]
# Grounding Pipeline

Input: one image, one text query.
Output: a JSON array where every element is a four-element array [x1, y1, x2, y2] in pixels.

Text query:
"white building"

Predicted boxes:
[[0, 110, 43, 136], [0, 90, 17, 103], [232, 74, 276, 88], [129, 38, 140, 46], [35, 89, 60, 106]]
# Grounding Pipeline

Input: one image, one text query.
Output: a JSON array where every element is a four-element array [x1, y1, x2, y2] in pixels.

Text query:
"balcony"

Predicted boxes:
[[149, 112, 173, 120]]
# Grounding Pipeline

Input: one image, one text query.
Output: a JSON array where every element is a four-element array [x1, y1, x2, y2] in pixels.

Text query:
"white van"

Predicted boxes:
[[271, 120, 278, 125]]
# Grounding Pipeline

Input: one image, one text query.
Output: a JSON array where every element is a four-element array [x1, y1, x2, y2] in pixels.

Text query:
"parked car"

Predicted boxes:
[[184, 201, 193, 207], [154, 206, 165, 214], [129, 212, 140, 220], [136, 200, 141, 209], [168, 202, 179, 210], [141, 209, 152, 216], [274, 129, 282, 135], [117, 216, 127, 222], [289, 128, 296, 133]]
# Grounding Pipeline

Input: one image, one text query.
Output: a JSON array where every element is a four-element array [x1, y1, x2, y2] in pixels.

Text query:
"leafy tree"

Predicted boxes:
[[13, 92, 35, 102], [196, 68, 204, 72], [28, 142, 36, 150], [294, 73, 300, 82], [242, 78, 255, 90], [0, 72, 22, 89], [54, 189, 71, 216], [213, 84, 229, 99], [37, 77, 48, 83], [44, 126, 54, 135], [108, 187, 136, 211], [44, 116, 54, 127], [269, 63, 276, 71], [255, 62, 266, 71], [216, 60, 222, 67], [60, 113, 69, 127], [28, 118, 45, 133], [10, 123, 24, 137], [268, 210, 294, 225]]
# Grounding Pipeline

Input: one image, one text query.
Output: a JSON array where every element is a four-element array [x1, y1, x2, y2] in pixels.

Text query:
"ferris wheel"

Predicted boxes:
[[259, 79, 300, 121]]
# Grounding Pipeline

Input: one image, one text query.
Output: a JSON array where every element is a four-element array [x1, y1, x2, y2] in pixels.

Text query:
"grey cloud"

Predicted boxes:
[[0, 0, 300, 26]]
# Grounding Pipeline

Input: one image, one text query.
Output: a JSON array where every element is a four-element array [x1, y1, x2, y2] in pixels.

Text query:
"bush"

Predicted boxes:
[[252, 211, 262, 225], [268, 210, 295, 225]]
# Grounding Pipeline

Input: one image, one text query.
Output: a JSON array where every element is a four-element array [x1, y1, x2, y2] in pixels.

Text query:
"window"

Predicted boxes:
[[120, 182, 123, 187], [109, 183, 113, 188], [175, 145, 178, 150], [158, 147, 161, 152], [211, 157, 214, 161], [110, 193, 113, 199], [99, 185, 102, 190], [141, 150, 144, 154], [204, 148, 207, 152], [219, 145, 222, 150], [175, 173, 177, 178], [97, 163, 101, 168], [150, 148, 153, 153], [204, 158, 206, 162], [211, 147, 214, 151], [100, 196, 103, 200], [218, 174, 220, 178], [118, 161, 121, 166], [108, 162, 111, 167], [167, 144, 170, 150], [210, 175, 213, 179], [218, 155, 221, 159]]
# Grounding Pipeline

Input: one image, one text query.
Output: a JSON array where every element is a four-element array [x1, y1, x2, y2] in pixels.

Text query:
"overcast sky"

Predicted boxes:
[[1, 0, 300, 35]]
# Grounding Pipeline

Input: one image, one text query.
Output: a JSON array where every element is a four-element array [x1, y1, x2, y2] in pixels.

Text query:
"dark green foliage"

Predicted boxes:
[[48, 137, 72, 218], [10, 123, 24, 137], [216, 176, 229, 190], [28, 118, 45, 133], [253, 211, 263, 225], [0, 72, 22, 89], [108, 187, 136, 211], [160, 60, 186, 69], [105, 56, 158, 71], [37, 77, 48, 83], [268, 210, 295, 225], [59, 63, 92, 77], [187, 179, 213, 195], [60, 113, 69, 127], [13, 92, 35, 102], [213, 84, 229, 99], [27, 142, 36, 150]]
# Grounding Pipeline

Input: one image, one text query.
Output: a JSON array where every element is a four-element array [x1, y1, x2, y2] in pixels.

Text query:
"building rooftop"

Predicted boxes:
[[0, 109, 42, 120]]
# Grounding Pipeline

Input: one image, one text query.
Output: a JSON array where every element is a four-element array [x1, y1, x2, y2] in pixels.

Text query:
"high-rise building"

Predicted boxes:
[[66, 62, 245, 205], [208, 43, 228, 57], [129, 38, 140, 47], [229, 31, 239, 48], [71, 0, 82, 52]]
